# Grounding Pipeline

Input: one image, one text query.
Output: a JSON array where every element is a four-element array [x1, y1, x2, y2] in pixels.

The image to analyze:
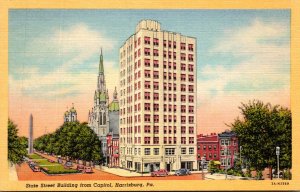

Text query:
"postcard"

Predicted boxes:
[[0, 0, 299, 191]]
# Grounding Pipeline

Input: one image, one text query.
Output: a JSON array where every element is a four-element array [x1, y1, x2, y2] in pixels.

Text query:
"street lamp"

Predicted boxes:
[[276, 146, 280, 179], [201, 157, 205, 180], [240, 146, 243, 168], [225, 141, 229, 180]]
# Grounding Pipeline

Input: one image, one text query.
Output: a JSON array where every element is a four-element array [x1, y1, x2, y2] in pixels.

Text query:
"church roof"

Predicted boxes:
[[99, 92, 107, 101], [99, 48, 104, 74], [109, 101, 119, 111]]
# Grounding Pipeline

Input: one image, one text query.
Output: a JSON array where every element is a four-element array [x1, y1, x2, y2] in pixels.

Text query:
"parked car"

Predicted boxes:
[[174, 168, 191, 176], [76, 164, 85, 171], [57, 158, 63, 164], [83, 166, 93, 173], [32, 166, 41, 172], [48, 159, 55, 163], [65, 161, 73, 167], [151, 169, 169, 177]]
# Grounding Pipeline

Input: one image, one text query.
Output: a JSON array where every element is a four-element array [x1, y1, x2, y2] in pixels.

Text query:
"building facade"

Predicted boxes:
[[119, 20, 197, 172], [197, 133, 219, 169], [64, 104, 77, 123], [218, 130, 238, 169], [88, 50, 119, 165], [196, 130, 239, 170], [106, 132, 120, 167]]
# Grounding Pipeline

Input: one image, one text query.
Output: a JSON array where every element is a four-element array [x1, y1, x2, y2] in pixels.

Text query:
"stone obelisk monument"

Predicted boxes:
[[28, 114, 33, 154]]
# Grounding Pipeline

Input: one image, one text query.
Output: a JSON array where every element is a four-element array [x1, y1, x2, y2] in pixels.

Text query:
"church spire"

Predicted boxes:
[[99, 48, 104, 74], [113, 86, 118, 100]]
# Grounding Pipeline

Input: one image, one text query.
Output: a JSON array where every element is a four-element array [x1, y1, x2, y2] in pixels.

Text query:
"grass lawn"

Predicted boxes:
[[28, 153, 79, 174], [28, 153, 43, 159]]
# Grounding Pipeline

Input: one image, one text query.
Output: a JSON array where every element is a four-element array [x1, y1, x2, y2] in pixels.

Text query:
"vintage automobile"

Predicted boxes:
[[174, 168, 191, 176], [150, 169, 169, 177], [32, 165, 41, 172], [83, 166, 93, 173], [76, 164, 85, 171]]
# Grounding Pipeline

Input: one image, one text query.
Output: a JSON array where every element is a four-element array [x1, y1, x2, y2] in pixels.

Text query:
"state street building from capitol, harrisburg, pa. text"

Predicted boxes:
[[119, 20, 197, 172]]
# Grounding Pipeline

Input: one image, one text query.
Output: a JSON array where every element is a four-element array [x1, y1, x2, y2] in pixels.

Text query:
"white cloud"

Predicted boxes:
[[10, 23, 118, 99], [198, 19, 290, 104]]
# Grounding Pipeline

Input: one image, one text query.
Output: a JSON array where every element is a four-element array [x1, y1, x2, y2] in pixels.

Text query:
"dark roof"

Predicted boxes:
[[218, 130, 236, 138]]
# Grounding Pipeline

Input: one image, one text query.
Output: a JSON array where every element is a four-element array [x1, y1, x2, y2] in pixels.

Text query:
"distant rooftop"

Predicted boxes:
[[136, 20, 161, 32]]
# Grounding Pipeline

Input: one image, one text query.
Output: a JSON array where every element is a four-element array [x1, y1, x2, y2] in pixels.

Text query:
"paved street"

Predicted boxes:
[[16, 153, 204, 180]]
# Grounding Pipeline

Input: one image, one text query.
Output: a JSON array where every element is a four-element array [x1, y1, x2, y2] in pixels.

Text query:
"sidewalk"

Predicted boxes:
[[205, 173, 248, 180], [97, 166, 151, 177], [8, 162, 18, 181], [98, 166, 205, 177]]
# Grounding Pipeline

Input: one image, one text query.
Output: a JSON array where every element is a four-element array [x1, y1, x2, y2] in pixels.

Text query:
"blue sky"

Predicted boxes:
[[9, 9, 290, 135]]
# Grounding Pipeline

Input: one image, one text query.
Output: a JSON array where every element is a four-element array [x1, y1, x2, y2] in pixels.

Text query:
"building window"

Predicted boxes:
[[181, 137, 186, 144], [181, 105, 186, 113], [153, 81, 159, 90], [188, 64, 194, 72], [181, 116, 186, 124], [154, 115, 159, 123], [188, 54, 194, 61], [181, 126, 186, 134], [189, 148, 194, 154], [180, 43, 186, 50], [144, 125, 150, 133], [163, 40, 166, 47], [153, 38, 159, 46], [203, 145, 206, 150], [173, 41, 176, 49], [145, 81, 151, 89], [181, 147, 186, 155], [144, 70, 151, 78], [165, 148, 175, 156], [214, 153, 217, 158], [214, 145, 217, 150], [154, 126, 159, 134], [197, 145, 200, 150], [145, 148, 150, 155], [209, 145, 212, 150], [188, 116, 194, 123], [153, 60, 159, 68], [144, 114, 150, 122], [188, 75, 194, 82], [153, 49, 159, 57], [189, 127, 194, 134], [153, 103, 159, 111], [188, 44, 193, 51], [144, 36, 150, 44], [173, 137, 177, 144], [153, 71, 159, 79], [164, 137, 167, 144], [181, 63, 186, 71], [181, 84, 186, 92], [189, 137, 194, 144], [144, 59, 150, 67], [188, 85, 194, 92], [154, 148, 159, 155], [153, 137, 159, 144], [144, 137, 150, 144], [144, 48, 151, 56], [145, 92, 150, 100], [144, 103, 150, 111], [181, 53, 186, 61]]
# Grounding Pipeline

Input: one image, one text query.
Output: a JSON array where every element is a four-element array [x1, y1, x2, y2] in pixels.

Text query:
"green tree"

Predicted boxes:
[[34, 121, 102, 164], [229, 100, 291, 180], [208, 161, 218, 174], [8, 119, 27, 164]]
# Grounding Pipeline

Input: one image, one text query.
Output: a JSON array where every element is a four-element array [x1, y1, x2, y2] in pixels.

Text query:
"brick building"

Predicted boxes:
[[197, 130, 238, 169], [119, 20, 197, 172]]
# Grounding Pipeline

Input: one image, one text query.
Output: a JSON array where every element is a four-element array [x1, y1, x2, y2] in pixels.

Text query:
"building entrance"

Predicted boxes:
[[166, 163, 171, 172]]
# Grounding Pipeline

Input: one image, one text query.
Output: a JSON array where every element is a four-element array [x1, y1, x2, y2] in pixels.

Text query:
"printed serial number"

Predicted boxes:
[[271, 182, 289, 185]]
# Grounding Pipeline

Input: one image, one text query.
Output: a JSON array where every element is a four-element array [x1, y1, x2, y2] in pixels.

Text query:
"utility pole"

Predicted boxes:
[[225, 142, 228, 180], [240, 146, 242, 169], [276, 146, 280, 179]]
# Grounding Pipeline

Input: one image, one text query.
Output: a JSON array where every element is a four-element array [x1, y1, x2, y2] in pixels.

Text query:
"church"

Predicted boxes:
[[88, 49, 119, 165]]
